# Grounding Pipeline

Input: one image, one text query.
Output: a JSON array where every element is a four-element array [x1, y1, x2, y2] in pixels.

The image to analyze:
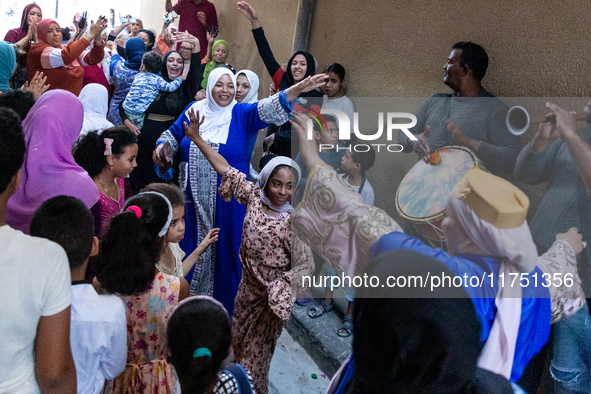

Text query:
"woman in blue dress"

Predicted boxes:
[[153, 67, 326, 315]]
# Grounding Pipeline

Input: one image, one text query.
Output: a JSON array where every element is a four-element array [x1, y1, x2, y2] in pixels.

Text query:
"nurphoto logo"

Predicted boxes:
[[305, 109, 419, 153]]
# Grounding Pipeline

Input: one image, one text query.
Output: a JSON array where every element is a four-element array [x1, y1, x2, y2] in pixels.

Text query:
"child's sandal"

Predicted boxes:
[[337, 317, 353, 337], [307, 299, 333, 318]]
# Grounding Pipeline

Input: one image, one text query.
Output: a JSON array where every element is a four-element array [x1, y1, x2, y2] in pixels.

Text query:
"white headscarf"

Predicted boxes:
[[446, 194, 538, 380], [78, 84, 114, 136], [236, 69, 259, 103], [185, 67, 236, 144], [259, 156, 301, 213]]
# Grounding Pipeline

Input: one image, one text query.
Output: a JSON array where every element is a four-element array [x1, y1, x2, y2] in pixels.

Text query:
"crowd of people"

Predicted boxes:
[[1, 1, 591, 394]]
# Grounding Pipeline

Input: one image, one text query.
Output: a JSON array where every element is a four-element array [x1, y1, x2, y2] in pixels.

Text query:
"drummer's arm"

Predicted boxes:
[[291, 112, 326, 170]]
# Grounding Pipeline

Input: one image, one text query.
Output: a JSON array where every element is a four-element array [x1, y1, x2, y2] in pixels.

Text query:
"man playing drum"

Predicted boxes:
[[397, 41, 521, 176]]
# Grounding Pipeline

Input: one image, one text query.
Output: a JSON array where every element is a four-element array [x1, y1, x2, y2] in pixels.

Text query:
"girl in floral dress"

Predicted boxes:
[[94, 192, 190, 393], [183, 109, 314, 394]]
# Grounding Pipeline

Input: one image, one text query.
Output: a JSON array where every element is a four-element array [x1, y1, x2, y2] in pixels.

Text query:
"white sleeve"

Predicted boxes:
[[40, 242, 73, 316], [100, 298, 127, 379]]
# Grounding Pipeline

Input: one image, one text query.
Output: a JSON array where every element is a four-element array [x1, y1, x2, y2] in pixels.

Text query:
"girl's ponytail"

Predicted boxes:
[[167, 298, 232, 393], [94, 192, 171, 295]]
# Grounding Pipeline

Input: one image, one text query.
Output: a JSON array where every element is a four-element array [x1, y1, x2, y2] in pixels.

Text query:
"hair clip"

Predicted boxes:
[[192, 347, 212, 359], [126, 205, 142, 218], [104, 138, 114, 156]]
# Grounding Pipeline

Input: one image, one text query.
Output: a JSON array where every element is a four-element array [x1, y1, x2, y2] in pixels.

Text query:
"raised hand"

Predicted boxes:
[[296, 74, 328, 95], [183, 108, 205, 143], [89, 16, 108, 41], [237, 1, 258, 21], [237, 1, 261, 29], [290, 111, 325, 170], [27, 17, 38, 42], [21, 71, 50, 100], [206, 27, 218, 45]]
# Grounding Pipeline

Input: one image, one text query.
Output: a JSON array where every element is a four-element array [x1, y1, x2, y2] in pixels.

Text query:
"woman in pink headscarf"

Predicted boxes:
[[6, 90, 100, 234], [3, 4, 42, 88], [26, 17, 107, 96]]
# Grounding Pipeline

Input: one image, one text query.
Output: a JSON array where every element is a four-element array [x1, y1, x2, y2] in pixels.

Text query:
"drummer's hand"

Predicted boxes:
[[546, 102, 578, 141], [445, 119, 480, 152], [153, 144, 165, 166], [409, 125, 431, 162]]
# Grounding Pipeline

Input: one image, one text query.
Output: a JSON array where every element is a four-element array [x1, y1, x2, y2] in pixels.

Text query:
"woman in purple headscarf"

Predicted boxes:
[[6, 89, 100, 234], [4, 4, 42, 88]]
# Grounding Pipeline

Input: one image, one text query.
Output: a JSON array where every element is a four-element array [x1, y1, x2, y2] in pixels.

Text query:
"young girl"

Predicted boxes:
[[94, 192, 190, 393], [73, 127, 138, 237], [167, 296, 255, 393], [321, 63, 355, 137], [142, 183, 219, 278], [183, 108, 313, 394]]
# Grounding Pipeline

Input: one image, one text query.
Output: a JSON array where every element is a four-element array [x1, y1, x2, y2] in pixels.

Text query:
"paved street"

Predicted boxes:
[[268, 329, 330, 394]]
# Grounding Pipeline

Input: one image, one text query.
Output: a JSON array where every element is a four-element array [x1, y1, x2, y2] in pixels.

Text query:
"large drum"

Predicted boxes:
[[396, 146, 483, 246]]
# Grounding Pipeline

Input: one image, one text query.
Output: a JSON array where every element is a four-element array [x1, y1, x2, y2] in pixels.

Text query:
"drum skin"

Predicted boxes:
[[396, 146, 481, 242]]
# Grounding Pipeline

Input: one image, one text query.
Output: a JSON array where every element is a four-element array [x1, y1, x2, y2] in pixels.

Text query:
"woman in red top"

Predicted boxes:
[[4, 4, 42, 88], [26, 17, 107, 96]]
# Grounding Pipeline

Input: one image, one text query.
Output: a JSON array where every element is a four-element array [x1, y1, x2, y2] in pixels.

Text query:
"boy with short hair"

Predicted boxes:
[[339, 147, 376, 206], [294, 114, 344, 204], [123, 51, 185, 130], [0, 108, 76, 393], [30, 196, 127, 394]]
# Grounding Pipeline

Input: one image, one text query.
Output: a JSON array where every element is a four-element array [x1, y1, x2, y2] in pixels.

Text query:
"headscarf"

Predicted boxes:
[[278, 50, 316, 91], [78, 84, 114, 136], [446, 189, 537, 380], [236, 69, 259, 103], [161, 50, 182, 82], [258, 156, 301, 214], [123, 37, 145, 71], [201, 40, 229, 89], [185, 67, 236, 144], [5, 4, 40, 42], [0, 42, 17, 91], [344, 249, 513, 394], [6, 90, 100, 233], [37, 19, 61, 48]]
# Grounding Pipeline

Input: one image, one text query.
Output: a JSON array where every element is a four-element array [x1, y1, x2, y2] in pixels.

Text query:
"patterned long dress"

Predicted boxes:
[[158, 94, 290, 317], [218, 167, 313, 394], [102, 273, 180, 394]]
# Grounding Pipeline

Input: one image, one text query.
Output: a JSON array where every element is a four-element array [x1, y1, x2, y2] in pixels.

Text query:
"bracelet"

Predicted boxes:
[[82, 33, 93, 43]]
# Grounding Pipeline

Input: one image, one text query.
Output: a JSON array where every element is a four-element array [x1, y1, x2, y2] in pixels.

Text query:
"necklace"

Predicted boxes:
[[96, 175, 121, 204]]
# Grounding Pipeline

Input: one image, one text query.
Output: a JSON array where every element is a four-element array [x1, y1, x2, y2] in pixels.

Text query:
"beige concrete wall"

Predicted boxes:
[[141, 0, 591, 222]]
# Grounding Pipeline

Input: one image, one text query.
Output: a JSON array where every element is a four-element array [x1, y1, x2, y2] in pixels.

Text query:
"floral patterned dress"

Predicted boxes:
[[218, 167, 313, 394], [102, 273, 180, 394]]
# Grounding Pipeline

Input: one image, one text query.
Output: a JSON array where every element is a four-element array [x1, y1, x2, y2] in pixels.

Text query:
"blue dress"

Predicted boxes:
[[160, 101, 268, 316], [372, 231, 551, 382]]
